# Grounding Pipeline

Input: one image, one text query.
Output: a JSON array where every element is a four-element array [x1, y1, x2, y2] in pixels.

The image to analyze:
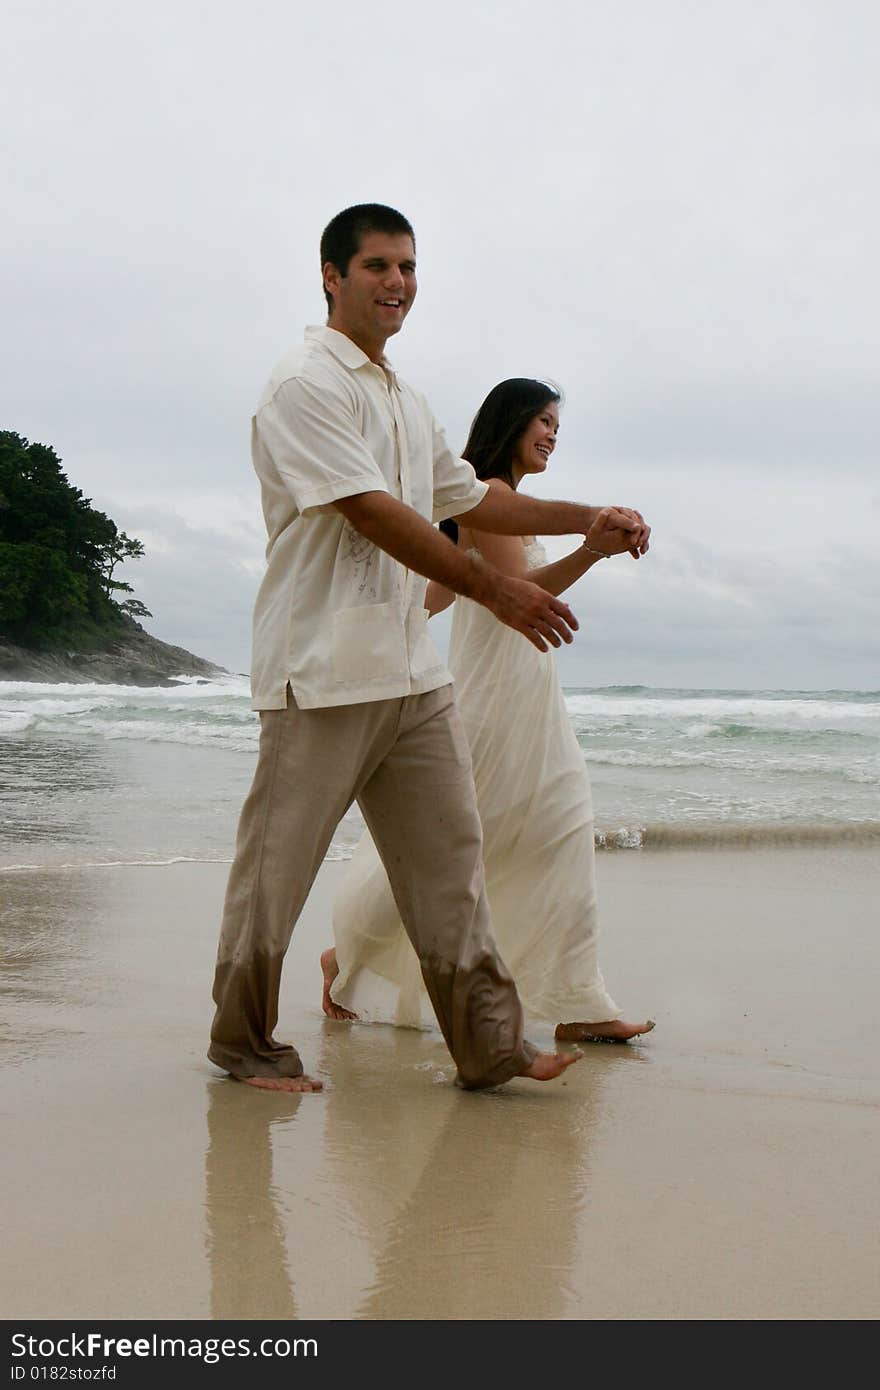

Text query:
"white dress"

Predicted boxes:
[[331, 541, 620, 1026]]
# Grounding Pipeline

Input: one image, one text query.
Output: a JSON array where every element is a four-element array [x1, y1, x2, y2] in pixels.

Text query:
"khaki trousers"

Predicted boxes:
[[208, 684, 536, 1089]]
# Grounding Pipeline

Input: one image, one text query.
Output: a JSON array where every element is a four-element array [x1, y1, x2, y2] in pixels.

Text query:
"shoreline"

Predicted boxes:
[[2, 814, 878, 876], [2, 845, 878, 1319]]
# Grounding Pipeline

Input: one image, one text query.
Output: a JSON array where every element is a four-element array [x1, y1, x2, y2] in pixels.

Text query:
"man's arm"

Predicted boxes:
[[333, 491, 579, 651], [457, 478, 649, 597], [455, 488, 651, 557]]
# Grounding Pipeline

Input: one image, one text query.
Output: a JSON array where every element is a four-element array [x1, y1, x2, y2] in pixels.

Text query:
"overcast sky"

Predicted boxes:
[[3, 0, 878, 688]]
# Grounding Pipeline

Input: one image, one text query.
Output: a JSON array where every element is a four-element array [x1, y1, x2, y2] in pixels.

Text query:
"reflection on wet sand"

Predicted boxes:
[[205, 1081, 301, 1320], [202, 1020, 617, 1320], [4, 855, 877, 1320], [0, 867, 105, 1061], [316, 1024, 609, 1320]]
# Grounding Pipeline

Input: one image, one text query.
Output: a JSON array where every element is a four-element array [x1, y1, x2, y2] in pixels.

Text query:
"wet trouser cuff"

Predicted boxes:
[[207, 1041, 303, 1080], [455, 1038, 539, 1091]]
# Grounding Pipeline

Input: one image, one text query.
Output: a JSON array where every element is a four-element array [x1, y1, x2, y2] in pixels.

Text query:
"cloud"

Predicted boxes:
[[105, 499, 263, 673], [3, 0, 879, 688]]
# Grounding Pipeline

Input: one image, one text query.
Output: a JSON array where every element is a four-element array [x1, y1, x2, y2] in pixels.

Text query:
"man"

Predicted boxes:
[[208, 204, 649, 1093]]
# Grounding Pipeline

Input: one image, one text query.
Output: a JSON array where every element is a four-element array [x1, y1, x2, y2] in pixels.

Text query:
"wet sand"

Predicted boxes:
[[1, 846, 878, 1320]]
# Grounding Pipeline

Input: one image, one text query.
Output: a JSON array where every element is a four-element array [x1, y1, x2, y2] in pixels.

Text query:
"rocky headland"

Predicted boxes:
[[0, 619, 228, 687]]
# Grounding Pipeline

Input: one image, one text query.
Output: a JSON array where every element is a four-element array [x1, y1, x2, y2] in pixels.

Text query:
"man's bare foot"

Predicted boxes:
[[320, 947, 358, 1021], [239, 1074, 324, 1093], [520, 1050, 583, 1081], [554, 1018, 656, 1043]]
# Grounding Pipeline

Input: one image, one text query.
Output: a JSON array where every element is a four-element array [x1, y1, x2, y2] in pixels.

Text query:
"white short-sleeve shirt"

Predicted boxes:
[[248, 326, 488, 710]]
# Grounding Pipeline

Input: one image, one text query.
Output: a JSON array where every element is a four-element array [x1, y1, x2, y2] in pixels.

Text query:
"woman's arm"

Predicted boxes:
[[465, 480, 628, 597], [473, 529, 604, 597], [425, 580, 455, 616]]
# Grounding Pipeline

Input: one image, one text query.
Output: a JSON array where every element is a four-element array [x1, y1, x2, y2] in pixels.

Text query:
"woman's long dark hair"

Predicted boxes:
[[440, 378, 562, 544]]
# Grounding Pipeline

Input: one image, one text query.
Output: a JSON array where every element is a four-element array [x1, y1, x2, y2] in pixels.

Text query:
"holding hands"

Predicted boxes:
[[584, 507, 651, 560]]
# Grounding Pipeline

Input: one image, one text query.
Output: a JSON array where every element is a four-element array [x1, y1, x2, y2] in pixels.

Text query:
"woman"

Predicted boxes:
[[322, 379, 654, 1043]]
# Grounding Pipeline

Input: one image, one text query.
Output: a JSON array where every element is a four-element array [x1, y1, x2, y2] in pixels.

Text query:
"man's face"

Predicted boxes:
[[324, 231, 417, 355]]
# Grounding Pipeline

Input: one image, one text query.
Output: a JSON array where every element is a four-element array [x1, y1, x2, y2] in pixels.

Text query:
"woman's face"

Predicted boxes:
[[512, 401, 559, 482]]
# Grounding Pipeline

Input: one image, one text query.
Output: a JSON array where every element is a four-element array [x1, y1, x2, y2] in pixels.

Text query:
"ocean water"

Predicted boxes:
[[0, 676, 878, 872]]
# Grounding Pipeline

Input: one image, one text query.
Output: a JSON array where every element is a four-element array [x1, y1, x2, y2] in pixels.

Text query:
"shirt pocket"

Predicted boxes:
[[407, 606, 441, 673], [332, 603, 407, 684]]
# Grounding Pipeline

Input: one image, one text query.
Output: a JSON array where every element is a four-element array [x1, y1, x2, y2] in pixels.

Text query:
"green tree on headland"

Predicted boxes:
[[0, 430, 152, 649]]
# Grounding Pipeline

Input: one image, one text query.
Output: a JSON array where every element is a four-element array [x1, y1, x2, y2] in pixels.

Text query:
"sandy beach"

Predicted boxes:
[[2, 845, 878, 1321]]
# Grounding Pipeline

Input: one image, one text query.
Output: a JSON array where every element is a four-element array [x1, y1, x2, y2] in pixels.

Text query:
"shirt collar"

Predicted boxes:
[[305, 325, 397, 381]]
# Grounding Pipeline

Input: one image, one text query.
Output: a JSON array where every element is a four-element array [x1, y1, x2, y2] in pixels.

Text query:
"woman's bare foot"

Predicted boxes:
[[240, 1075, 323, 1092], [554, 1018, 655, 1043], [520, 1050, 583, 1081], [320, 947, 358, 1021]]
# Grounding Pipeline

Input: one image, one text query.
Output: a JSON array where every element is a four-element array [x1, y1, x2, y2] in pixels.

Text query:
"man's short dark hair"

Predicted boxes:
[[320, 204, 416, 313]]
